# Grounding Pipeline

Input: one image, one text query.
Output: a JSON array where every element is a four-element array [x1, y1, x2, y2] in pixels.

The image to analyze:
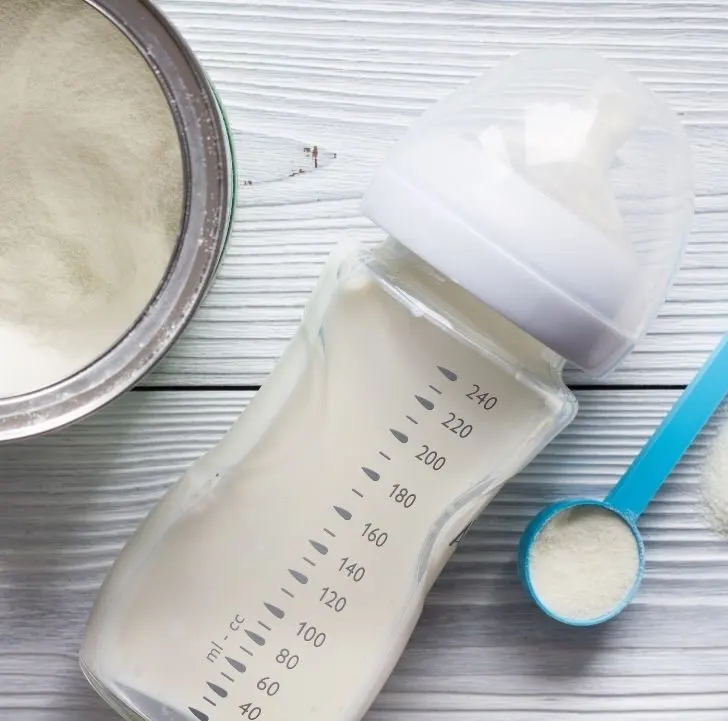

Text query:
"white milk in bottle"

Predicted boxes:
[[80, 49, 693, 721]]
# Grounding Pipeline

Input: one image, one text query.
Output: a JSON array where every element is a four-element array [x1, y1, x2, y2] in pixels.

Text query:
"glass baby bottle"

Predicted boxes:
[[81, 49, 693, 721]]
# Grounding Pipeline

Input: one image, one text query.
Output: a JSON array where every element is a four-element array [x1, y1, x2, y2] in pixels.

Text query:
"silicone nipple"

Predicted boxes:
[[479, 83, 639, 246]]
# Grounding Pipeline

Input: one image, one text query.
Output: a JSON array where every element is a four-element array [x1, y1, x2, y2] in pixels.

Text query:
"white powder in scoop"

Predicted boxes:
[[528, 506, 640, 621], [701, 415, 728, 536], [0, 0, 183, 397]]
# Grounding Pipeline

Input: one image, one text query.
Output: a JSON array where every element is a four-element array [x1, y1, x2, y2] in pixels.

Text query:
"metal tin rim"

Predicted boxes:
[[0, 0, 235, 443]]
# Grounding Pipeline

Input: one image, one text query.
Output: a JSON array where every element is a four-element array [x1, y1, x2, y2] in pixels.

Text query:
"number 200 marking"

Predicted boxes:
[[415, 445, 446, 470]]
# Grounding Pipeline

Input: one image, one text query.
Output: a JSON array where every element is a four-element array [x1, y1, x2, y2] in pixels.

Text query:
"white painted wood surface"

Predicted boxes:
[[3, 2, 728, 721], [2, 390, 728, 720], [144, 0, 728, 388]]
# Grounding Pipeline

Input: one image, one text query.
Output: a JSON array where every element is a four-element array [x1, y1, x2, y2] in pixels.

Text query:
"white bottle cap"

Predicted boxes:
[[361, 49, 693, 377]]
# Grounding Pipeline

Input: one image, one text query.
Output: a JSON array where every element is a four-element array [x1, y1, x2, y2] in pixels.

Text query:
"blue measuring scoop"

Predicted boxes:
[[518, 332, 728, 626]]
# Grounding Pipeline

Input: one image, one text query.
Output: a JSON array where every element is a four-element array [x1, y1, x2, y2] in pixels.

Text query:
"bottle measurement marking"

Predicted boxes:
[[362, 467, 380, 482], [194, 465, 356, 721], [289, 569, 309, 584], [207, 682, 227, 698], [437, 365, 458, 381], [226, 656, 247, 673], [196, 472, 353, 719], [190, 366, 471, 720], [265, 603, 285, 618], [246, 630, 266, 646], [190, 373, 466, 721], [309, 540, 328, 555], [334, 506, 352, 520]]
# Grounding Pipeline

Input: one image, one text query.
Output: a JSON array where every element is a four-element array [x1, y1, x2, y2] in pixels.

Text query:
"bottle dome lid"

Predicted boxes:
[[361, 49, 694, 377]]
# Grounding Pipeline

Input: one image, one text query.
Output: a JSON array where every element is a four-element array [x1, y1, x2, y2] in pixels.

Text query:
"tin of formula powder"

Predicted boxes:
[[0, 0, 236, 443]]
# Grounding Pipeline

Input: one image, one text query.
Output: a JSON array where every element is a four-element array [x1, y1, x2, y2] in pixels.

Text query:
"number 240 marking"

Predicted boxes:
[[466, 385, 498, 410]]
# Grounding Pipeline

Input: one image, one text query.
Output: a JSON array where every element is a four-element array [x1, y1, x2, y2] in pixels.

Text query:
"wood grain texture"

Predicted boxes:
[[2, 389, 727, 719], [139, 0, 728, 388]]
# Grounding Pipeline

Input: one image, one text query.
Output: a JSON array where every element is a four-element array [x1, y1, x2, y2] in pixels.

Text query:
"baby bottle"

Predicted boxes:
[[80, 49, 692, 721]]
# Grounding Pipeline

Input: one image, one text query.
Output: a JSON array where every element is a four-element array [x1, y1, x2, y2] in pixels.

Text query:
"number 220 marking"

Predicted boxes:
[[441, 413, 473, 438]]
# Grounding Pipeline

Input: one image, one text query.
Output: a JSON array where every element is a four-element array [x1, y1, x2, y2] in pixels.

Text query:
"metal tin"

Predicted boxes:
[[0, 0, 235, 443]]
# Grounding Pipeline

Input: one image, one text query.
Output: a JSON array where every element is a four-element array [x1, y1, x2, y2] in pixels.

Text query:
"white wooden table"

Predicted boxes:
[[2, 1, 728, 719]]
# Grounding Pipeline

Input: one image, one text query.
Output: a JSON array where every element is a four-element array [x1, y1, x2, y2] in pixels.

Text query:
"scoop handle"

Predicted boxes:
[[606, 332, 728, 520]]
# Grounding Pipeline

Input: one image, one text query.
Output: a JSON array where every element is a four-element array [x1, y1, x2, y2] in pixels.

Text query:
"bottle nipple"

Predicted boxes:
[[482, 83, 639, 247], [361, 48, 693, 376]]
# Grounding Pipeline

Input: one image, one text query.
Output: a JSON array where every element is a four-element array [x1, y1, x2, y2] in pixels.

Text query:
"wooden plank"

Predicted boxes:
[[137, 0, 728, 387], [2, 388, 727, 718]]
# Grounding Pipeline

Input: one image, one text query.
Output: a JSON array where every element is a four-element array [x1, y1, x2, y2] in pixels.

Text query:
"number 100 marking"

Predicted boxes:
[[297, 622, 326, 647]]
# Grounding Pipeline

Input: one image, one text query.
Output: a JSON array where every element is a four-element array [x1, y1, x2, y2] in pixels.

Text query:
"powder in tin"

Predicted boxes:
[[0, 0, 183, 397]]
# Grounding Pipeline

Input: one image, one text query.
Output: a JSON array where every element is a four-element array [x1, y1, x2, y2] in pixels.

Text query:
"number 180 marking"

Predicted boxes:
[[390, 484, 416, 508]]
